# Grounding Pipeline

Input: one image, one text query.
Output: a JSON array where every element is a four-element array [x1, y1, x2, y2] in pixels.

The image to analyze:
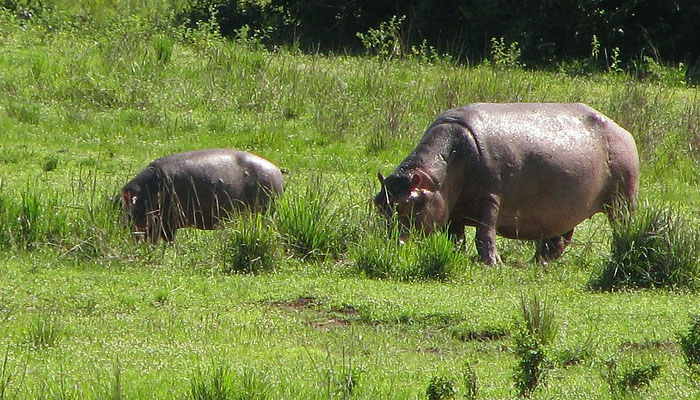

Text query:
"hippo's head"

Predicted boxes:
[[374, 169, 448, 240], [121, 186, 160, 242]]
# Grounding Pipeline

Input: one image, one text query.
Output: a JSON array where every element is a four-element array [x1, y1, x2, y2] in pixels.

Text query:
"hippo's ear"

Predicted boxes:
[[377, 172, 385, 186], [409, 170, 437, 191], [122, 191, 138, 206]]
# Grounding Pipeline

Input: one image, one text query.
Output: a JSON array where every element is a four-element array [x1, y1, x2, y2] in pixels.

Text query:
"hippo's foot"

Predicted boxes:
[[483, 252, 503, 266], [535, 230, 574, 264], [476, 239, 502, 265]]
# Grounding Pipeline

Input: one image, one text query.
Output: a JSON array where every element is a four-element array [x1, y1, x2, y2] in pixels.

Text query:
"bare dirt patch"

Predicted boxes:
[[268, 297, 358, 330], [619, 339, 677, 352], [268, 296, 318, 312]]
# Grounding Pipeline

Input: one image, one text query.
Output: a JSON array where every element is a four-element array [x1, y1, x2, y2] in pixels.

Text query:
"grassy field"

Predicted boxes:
[[1, 5, 700, 399]]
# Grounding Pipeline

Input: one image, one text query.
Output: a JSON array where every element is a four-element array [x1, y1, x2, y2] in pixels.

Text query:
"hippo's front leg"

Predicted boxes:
[[475, 195, 502, 265]]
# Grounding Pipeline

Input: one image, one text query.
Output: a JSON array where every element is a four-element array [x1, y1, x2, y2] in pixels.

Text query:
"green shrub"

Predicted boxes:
[[590, 204, 700, 290], [678, 314, 700, 377], [356, 15, 406, 60], [512, 328, 548, 398], [603, 357, 662, 394], [426, 374, 457, 400], [488, 37, 522, 69], [220, 213, 278, 274]]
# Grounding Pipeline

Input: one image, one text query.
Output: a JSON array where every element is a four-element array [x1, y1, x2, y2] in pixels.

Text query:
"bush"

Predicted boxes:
[[512, 328, 548, 398], [220, 213, 278, 274], [590, 204, 700, 290], [356, 15, 405, 60], [426, 374, 457, 400], [678, 314, 700, 377], [603, 357, 662, 394]]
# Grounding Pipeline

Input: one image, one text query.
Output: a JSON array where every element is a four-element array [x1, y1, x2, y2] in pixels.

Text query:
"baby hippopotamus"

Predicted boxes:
[[375, 103, 640, 264], [121, 149, 284, 242]]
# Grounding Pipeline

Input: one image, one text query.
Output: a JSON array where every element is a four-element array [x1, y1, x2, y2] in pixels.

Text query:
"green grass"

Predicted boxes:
[[0, 3, 699, 399], [591, 202, 700, 290], [219, 212, 279, 275]]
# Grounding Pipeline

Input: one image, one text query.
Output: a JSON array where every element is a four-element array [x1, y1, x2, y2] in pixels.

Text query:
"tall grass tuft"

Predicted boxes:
[[152, 34, 174, 65], [26, 314, 63, 349], [189, 364, 232, 400], [411, 232, 457, 281], [0, 351, 14, 398], [590, 203, 700, 290], [353, 223, 457, 281], [512, 294, 557, 397], [219, 212, 278, 274], [188, 364, 270, 400], [352, 221, 402, 279], [274, 177, 354, 259], [0, 187, 71, 250], [461, 361, 479, 400], [519, 293, 558, 346]]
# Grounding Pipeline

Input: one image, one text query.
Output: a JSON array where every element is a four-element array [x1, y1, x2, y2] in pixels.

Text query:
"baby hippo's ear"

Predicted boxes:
[[122, 191, 138, 206]]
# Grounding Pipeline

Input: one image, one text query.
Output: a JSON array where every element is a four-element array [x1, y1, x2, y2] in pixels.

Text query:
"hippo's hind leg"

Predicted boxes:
[[535, 229, 574, 264]]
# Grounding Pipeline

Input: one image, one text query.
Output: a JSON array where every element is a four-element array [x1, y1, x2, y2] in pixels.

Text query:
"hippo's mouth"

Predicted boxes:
[[132, 225, 148, 240]]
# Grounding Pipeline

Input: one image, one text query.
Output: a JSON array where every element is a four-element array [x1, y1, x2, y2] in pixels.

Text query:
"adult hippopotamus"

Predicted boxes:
[[374, 103, 640, 265], [121, 149, 284, 242]]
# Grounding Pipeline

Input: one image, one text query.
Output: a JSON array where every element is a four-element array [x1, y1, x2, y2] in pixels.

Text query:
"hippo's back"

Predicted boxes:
[[439, 103, 639, 239], [152, 149, 283, 211]]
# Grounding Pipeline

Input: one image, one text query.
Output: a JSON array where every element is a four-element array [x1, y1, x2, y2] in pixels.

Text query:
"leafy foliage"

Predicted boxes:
[[603, 357, 662, 394], [426, 374, 457, 400], [512, 328, 548, 398]]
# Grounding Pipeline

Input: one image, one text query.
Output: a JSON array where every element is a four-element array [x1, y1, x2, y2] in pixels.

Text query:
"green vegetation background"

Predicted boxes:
[[0, 2, 699, 398]]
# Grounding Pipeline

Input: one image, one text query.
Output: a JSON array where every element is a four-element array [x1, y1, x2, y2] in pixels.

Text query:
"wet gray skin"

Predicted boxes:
[[121, 149, 284, 243], [375, 103, 640, 265]]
